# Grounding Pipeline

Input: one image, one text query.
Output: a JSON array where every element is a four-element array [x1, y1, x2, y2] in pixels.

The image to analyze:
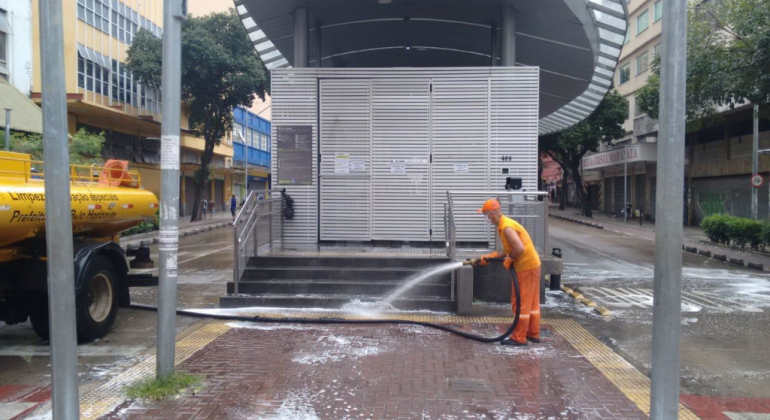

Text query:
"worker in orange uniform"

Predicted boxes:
[[477, 198, 541, 346]]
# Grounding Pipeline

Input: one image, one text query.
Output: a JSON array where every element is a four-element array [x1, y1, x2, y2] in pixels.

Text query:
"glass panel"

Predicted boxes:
[[655, 1, 663, 21], [619, 65, 631, 84], [78, 74, 85, 89], [77, 5, 85, 20], [636, 51, 649, 74], [636, 10, 649, 34]]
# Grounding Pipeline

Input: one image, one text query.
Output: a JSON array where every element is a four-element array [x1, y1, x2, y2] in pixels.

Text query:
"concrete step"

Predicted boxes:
[[227, 280, 450, 298], [241, 266, 451, 283], [219, 293, 457, 312], [247, 256, 450, 269]]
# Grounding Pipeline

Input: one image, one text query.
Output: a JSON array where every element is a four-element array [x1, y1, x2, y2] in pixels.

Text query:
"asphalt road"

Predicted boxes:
[[547, 218, 770, 399]]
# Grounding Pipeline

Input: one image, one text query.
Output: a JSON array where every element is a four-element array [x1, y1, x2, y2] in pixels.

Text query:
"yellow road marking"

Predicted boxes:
[[79, 322, 231, 420], [549, 319, 700, 420]]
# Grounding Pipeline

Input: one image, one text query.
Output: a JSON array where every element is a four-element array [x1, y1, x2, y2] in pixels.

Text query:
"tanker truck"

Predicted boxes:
[[0, 150, 159, 341]]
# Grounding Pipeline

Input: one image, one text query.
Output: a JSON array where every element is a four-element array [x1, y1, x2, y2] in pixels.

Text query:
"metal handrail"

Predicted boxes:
[[232, 190, 285, 295], [0, 156, 143, 186], [445, 190, 549, 257]]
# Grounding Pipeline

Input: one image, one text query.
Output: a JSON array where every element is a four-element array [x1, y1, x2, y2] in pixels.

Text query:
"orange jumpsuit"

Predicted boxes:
[[498, 215, 541, 344]]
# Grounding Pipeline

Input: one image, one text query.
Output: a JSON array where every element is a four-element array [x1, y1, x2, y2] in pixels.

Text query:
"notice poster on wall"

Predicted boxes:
[[277, 125, 313, 185], [335, 153, 350, 174], [351, 159, 366, 172], [391, 162, 406, 174], [454, 163, 469, 173]]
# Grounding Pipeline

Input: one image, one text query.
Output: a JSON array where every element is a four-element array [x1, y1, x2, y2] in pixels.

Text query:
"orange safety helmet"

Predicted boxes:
[[476, 199, 501, 213]]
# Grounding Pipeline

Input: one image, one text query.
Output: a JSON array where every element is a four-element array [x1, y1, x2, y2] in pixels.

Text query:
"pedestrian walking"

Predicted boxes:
[[477, 198, 542, 347], [202, 199, 208, 219], [230, 194, 237, 221], [208, 200, 215, 219]]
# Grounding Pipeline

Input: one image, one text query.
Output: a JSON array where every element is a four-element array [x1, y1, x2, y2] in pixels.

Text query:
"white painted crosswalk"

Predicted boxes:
[[578, 287, 763, 313]]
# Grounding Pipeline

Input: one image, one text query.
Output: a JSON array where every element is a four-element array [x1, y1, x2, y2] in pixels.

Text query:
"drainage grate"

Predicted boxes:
[[449, 379, 489, 392]]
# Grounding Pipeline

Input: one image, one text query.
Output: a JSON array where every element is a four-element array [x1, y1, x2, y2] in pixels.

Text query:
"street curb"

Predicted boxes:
[[549, 213, 604, 229], [560, 286, 609, 316], [120, 220, 232, 252], [681, 243, 767, 272]]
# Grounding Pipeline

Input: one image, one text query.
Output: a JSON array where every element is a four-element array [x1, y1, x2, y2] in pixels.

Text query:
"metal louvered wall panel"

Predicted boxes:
[[272, 67, 539, 245], [319, 79, 372, 241], [271, 72, 318, 244], [371, 79, 431, 241], [490, 70, 540, 192], [430, 77, 491, 242]]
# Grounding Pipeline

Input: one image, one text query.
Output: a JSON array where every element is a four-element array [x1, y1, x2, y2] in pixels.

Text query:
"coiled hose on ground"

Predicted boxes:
[[128, 260, 520, 344]]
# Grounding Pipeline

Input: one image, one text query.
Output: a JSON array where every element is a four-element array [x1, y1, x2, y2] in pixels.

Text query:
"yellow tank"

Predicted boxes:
[[0, 151, 159, 250]]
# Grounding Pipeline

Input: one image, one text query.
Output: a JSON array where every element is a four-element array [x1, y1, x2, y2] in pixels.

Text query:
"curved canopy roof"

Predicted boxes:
[[234, 0, 627, 134]]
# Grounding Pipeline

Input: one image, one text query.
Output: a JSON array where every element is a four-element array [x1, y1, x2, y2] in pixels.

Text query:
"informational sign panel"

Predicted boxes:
[[277, 125, 313, 185], [391, 161, 406, 174], [334, 153, 350, 174], [453, 163, 469, 173], [351, 159, 366, 172]]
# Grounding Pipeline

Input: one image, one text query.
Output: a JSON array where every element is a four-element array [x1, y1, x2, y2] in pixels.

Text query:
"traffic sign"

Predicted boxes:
[[751, 174, 765, 188]]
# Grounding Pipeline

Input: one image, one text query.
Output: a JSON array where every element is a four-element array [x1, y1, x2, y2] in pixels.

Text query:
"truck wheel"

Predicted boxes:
[[29, 310, 50, 342], [76, 257, 118, 342]]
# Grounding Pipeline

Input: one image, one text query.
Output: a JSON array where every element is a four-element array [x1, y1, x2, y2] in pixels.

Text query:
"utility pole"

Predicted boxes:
[[4, 109, 10, 150], [624, 145, 628, 223], [39, 0, 80, 417], [157, 0, 185, 378], [752, 104, 759, 220], [650, 0, 687, 418]]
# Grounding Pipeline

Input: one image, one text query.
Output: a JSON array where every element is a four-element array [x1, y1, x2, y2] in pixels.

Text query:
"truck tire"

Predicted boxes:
[[76, 256, 119, 342], [29, 310, 50, 342]]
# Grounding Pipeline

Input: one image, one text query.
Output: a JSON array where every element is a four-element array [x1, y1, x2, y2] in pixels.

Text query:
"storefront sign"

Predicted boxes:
[[277, 125, 313, 185], [582, 143, 657, 170]]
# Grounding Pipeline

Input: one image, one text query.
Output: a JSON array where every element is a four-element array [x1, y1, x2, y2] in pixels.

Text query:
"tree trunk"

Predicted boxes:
[[570, 163, 592, 218], [189, 140, 216, 222]]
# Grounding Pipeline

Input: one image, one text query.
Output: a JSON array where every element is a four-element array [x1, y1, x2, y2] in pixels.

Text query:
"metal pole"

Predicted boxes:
[[157, 0, 183, 379], [751, 104, 759, 220], [39, 0, 80, 417], [624, 146, 628, 223], [4, 109, 10, 150], [294, 8, 309, 68], [500, 7, 516, 66], [650, 0, 687, 416]]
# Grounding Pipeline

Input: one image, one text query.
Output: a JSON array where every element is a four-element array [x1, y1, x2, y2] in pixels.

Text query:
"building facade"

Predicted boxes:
[[26, 0, 234, 214], [0, 0, 34, 95], [575, 0, 770, 225], [231, 106, 271, 200]]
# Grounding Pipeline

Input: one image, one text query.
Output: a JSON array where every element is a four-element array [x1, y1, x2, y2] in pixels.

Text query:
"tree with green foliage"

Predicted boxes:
[[1, 128, 105, 165], [637, 0, 770, 123], [126, 9, 269, 221], [539, 91, 628, 218]]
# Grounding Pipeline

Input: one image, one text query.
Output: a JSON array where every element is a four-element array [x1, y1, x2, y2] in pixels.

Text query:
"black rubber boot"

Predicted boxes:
[[527, 337, 541, 344], [500, 338, 528, 347]]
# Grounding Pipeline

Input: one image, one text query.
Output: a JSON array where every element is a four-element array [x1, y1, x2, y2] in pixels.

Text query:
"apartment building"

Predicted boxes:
[[26, 0, 235, 212]]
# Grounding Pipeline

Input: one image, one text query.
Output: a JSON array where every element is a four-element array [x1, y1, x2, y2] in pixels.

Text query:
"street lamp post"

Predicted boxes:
[[751, 104, 760, 219]]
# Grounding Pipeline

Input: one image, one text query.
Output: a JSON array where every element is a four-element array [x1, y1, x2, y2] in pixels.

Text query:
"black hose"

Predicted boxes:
[[128, 265, 521, 344]]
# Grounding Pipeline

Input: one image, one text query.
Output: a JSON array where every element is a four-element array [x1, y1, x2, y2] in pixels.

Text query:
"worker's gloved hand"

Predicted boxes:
[[478, 252, 498, 266], [503, 257, 515, 271]]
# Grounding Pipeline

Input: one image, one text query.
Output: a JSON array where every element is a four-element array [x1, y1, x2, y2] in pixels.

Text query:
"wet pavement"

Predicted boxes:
[[548, 218, 770, 415], [2, 220, 770, 419], [0, 228, 235, 419]]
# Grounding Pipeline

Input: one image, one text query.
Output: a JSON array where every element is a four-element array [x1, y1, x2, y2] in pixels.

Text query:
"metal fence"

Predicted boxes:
[[232, 190, 284, 294], [445, 191, 549, 259]]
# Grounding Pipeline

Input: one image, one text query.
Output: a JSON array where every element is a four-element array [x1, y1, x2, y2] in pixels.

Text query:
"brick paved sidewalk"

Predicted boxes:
[[98, 318, 685, 420]]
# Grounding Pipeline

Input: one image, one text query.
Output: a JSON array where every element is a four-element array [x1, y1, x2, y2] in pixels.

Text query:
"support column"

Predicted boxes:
[[500, 7, 516, 66], [315, 21, 322, 68], [180, 174, 186, 217], [645, 163, 652, 219], [294, 8, 309, 68]]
